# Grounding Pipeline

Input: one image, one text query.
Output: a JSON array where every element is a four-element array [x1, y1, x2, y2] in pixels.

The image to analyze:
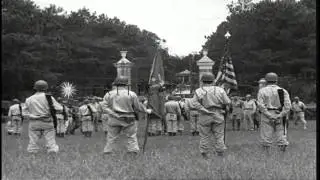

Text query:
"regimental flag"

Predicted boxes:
[[215, 51, 238, 93], [148, 49, 165, 118]]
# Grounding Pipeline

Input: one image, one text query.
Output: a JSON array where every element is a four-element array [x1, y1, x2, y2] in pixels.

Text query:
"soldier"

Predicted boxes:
[[292, 96, 307, 129], [257, 72, 291, 152], [24, 80, 62, 153], [184, 98, 200, 136], [230, 96, 243, 131], [164, 95, 181, 136], [176, 96, 186, 135], [92, 97, 102, 132], [191, 73, 231, 158], [56, 98, 68, 137], [65, 103, 74, 135], [8, 99, 25, 136], [242, 94, 256, 131], [79, 99, 96, 137], [255, 78, 267, 130], [101, 77, 152, 155], [258, 78, 267, 89]]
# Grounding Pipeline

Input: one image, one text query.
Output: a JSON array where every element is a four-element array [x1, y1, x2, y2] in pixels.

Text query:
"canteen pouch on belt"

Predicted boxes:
[[166, 113, 177, 121]]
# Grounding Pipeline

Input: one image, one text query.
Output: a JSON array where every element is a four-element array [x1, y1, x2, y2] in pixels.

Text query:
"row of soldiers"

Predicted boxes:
[[5, 72, 307, 158]]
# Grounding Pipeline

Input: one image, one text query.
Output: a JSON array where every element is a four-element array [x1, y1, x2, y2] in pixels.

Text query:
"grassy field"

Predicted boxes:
[[2, 119, 316, 180]]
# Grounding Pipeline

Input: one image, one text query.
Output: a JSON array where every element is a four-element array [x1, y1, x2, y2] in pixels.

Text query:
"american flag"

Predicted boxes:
[[214, 52, 238, 93]]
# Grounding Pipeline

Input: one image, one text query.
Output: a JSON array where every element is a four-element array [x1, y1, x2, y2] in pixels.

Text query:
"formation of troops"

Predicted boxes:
[[5, 72, 309, 158]]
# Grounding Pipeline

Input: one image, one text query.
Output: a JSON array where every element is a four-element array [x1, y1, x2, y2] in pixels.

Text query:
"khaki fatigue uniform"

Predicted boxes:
[[257, 85, 291, 147], [101, 87, 148, 153], [24, 92, 62, 153], [192, 85, 231, 154], [230, 99, 242, 130], [8, 104, 24, 134], [292, 101, 307, 128], [56, 105, 68, 134], [184, 98, 199, 133], [242, 99, 256, 130], [79, 104, 96, 132], [164, 100, 181, 133], [177, 101, 185, 131]]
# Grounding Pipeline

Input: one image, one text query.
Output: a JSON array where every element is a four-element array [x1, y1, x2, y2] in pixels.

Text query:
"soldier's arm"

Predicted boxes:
[[190, 92, 213, 114], [279, 90, 291, 117], [257, 91, 274, 119], [252, 100, 257, 112], [8, 107, 12, 117], [221, 89, 231, 106], [301, 102, 306, 111], [52, 97, 63, 113]]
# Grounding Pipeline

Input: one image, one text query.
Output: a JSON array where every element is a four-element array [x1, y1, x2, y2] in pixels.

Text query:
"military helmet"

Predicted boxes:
[[258, 78, 267, 84], [12, 98, 20, 103], [201, 73, 215, 82], [113, 76, 129, 86], [246, 94, 251, 98], [33, 80, 48, 91], [265, 72, 278, 83], [294, 96, 299, 100], [83, 99, 90, 104], [167, 95, 175, 101]]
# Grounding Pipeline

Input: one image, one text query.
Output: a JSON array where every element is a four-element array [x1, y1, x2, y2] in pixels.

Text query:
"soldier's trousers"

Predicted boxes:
[[199, 122, 226, 153], [293, 112, 307, 126], [103, 116, 139, 153], [57, 119, 66, 134], [166, 120, 178, 133], [27, 119, 59, 153], [260, 114, 289, 147], [101, 114, 109, 132], [190, 111, 199, 132], [11, 117, 23, 134], [244, 110, 255, 130], [177, 118, 184, 131], [81, 118, 94, 132]]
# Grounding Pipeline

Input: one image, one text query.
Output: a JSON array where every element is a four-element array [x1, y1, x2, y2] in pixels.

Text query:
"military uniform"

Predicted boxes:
[[164, 96, 181, 136], [79, 100, 96, 137], [184, 98, 200, 136], [230, 97, 242, 131], [24, 80, 62, 153], [101, 77, 151, 154], [292, 97, 307, 129], [192, 73, 231, 157], [242, 95, 256, 131], [7, 99, 24, 135], [257, 73, 291, 152], [177, 98, 185, 135], [56, 104, 68, 137]]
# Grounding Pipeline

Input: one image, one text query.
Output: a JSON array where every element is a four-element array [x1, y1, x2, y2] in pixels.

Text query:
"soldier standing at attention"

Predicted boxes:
[[242, 94, 256, 131], [292, 96, 307, 129], [164, 95, 181, 136], [101, 77, 152, 156], [24, 80, 62, 153], [79, 99, 96, 137], [191, 73, 231, 158], [56, 98, 68, 137], [184, 98, 200, 136], [8, 99, 24, 136], [257, 72, 291, 152], [230, 96, 242, 131]]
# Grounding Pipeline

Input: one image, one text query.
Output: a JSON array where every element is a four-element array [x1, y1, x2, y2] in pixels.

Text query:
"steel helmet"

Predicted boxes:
[[167, 95, 175, 101], [12, 98, 20, 104], [294, 96, 299, 100], [258, 78, 267, 84], [201, 73, 215, 82], [113, 76, 129, 86], [246, 94, 251, 98], [265, 72, 278, 83], [33, 80, 48, 91]]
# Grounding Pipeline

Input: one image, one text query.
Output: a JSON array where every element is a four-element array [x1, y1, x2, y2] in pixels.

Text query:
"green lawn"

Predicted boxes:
[[2, 120, 316, 180]]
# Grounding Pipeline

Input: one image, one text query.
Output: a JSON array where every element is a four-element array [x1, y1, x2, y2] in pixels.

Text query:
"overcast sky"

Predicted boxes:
[[33, 0, 243, 56]]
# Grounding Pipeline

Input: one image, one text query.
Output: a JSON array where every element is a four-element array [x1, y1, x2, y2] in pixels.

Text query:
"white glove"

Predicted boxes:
[[146, 109, 152, 114]]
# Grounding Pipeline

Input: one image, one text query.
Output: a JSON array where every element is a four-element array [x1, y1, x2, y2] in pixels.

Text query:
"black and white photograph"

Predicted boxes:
[[1, 0, 316, 179]]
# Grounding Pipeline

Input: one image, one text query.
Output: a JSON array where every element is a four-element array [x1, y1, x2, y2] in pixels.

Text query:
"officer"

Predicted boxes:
[[101, 76, 152, 156], [292, 96, 307, 129], [7, 99, 24, 135], [191, 73, 231, 158], [242, 94, 256, 131], [257, 72, 291, 152], [164, 95, 181, 136], [24, 80, 62, 153]]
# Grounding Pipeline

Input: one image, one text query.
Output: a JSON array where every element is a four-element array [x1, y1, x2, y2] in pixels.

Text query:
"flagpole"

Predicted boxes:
[[223, 31, 231, 144]]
